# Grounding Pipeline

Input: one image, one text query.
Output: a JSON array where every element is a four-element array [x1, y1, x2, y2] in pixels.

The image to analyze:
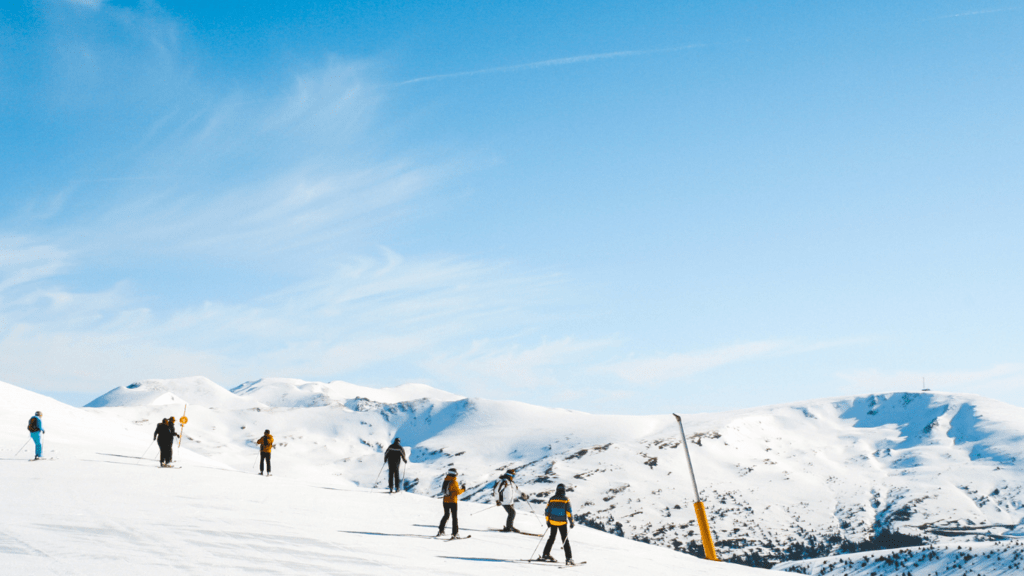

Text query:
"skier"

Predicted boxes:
[[384, 438, 408, 493], [257, 429, 274, 476], [27, 411, 45, 460], [437, 467, 465, 538], [492, 468, 522, 532], [538, 483, 575, 565], [154, 417, 179, 467]]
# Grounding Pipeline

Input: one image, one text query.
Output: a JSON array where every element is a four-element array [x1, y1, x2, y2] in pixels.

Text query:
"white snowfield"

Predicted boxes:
[[0, 379, 759, 576], [4, 376, 1024, 576]]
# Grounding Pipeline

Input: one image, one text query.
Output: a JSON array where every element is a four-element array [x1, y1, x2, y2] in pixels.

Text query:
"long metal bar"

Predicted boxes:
[[673, 413, 719, 562], [673, 413, 702, 502]]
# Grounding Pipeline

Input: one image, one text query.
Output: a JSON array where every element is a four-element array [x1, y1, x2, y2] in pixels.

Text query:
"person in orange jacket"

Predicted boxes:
[[256, 430, 274, 476], [436, 467, 465, 537]]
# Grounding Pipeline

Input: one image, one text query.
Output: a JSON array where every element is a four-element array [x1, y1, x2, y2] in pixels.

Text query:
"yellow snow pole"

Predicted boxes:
[[178, 405, 188, 448], [673, 413, 719, 561]]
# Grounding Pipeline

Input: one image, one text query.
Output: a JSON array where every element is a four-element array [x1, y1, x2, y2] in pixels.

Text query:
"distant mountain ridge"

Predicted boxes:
[[78, 378, 1024, 571]]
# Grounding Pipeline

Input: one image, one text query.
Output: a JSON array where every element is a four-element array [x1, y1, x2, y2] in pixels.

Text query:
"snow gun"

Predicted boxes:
[[673, 413, 719, 561]]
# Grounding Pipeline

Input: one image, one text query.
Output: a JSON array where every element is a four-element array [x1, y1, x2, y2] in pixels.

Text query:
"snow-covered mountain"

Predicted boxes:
[[4, 376, 1024, 575], [0, 378, 757, 576]]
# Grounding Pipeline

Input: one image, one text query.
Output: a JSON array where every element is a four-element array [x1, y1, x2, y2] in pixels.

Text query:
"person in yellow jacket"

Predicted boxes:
[[437, 467, 465, 537], [256, 430, 274, 476]]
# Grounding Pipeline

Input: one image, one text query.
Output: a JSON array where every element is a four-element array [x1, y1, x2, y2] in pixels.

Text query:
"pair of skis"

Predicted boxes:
[[524, 559, 587, 568]]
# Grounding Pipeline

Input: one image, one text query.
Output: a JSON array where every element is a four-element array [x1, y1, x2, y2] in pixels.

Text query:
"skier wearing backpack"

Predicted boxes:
[[437, 467, 465, 537], [384, 438, 408, 493], [154, 417, 179, 467], [538, 483, 575, 565], [492, 468, 522, 532], [27, 411, 45, 460], [257, 430, 274, 476]]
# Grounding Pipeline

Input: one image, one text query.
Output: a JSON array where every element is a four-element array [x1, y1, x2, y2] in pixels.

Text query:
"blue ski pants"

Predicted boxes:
[[30, 431, 42, 458]]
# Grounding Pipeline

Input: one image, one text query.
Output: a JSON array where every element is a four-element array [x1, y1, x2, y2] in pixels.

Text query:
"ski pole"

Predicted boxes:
[[373, 462, 386, 488], [523, 498, 547, 530], [141, 440, 155, 459], [471, 505, 498, 516], [14, 440, 31, 456], [252, 451, 260, 469], [559, 528, 571, 550], [530, 525, 550, 560]]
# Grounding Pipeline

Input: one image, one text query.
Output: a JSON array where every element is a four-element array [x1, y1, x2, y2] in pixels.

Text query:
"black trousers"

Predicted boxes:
[[503, 505, 516, 529], [388, 464, 401, 491], [439, 502, 458, 535], [543, 524, 572, 559], [158, 441, 172, 464], [260, 452, 271, 473]]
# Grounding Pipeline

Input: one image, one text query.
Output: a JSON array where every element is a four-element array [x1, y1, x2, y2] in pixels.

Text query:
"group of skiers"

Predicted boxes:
[[25, 415, 575, 564], [435, 448, 576, 564], [152, 416, 181, 466], [384, 437, 577, 564]]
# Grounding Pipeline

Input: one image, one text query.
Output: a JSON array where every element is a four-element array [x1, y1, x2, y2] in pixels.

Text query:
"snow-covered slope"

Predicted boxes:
[[0, 379, 760, 576]]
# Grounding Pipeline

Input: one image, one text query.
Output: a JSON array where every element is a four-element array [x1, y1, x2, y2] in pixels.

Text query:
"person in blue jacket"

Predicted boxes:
[[28, 411, 45, 460]]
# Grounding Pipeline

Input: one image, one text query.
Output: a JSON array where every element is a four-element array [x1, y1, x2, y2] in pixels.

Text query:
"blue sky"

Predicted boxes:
[[1, 0, 1022, 413]]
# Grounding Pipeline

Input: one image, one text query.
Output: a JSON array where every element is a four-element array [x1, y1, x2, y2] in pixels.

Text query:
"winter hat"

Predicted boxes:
[[35, 411, 42, 416], [555, 483, 566, 496], [447, 467, 457, 476], [264, 429, 270, 435], [507, 469, 516, 477], [394, 438, 401, 443]]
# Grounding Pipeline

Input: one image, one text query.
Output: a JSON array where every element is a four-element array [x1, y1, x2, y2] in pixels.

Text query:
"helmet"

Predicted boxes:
[[35, 411, 42, 416], [264, 429, 270, 435], [447, 467, 457, 476]]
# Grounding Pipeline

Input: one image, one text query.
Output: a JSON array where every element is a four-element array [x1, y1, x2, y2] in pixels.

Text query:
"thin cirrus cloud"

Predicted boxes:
[[397, 45, 704, 86], [601, 339, 862, 385], [935, 7, 1019, 19], [838, 365, 1024, 398]]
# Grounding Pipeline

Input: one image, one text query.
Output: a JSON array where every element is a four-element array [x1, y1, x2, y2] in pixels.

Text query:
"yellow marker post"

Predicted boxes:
[[673, 413, 719, 561], [178, 406, 188, 448]]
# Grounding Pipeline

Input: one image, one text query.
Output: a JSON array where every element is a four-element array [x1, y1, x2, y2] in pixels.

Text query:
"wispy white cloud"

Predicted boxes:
[[423, 337, 612, 392], [398, 45, 704, 86], [935, 7, 1019, 19], [0, 237, 69, 294], [838, 365, 1024, 398], [602, 339, 859, 385], [603, 341, 789, 384], [63, 0, 106, 8]]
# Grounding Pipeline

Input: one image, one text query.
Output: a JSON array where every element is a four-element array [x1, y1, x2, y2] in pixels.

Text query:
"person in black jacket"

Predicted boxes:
[[153, 417, 179, 467], [384, 438, 408, 493]]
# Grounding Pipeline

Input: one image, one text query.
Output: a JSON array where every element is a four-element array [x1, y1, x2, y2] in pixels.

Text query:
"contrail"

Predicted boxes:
[[397, 44, 703, 86], [936, 7, 1018, 19]]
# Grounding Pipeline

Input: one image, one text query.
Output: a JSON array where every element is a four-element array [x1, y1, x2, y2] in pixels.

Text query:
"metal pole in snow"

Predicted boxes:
[[673, 413, 719, 562]]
